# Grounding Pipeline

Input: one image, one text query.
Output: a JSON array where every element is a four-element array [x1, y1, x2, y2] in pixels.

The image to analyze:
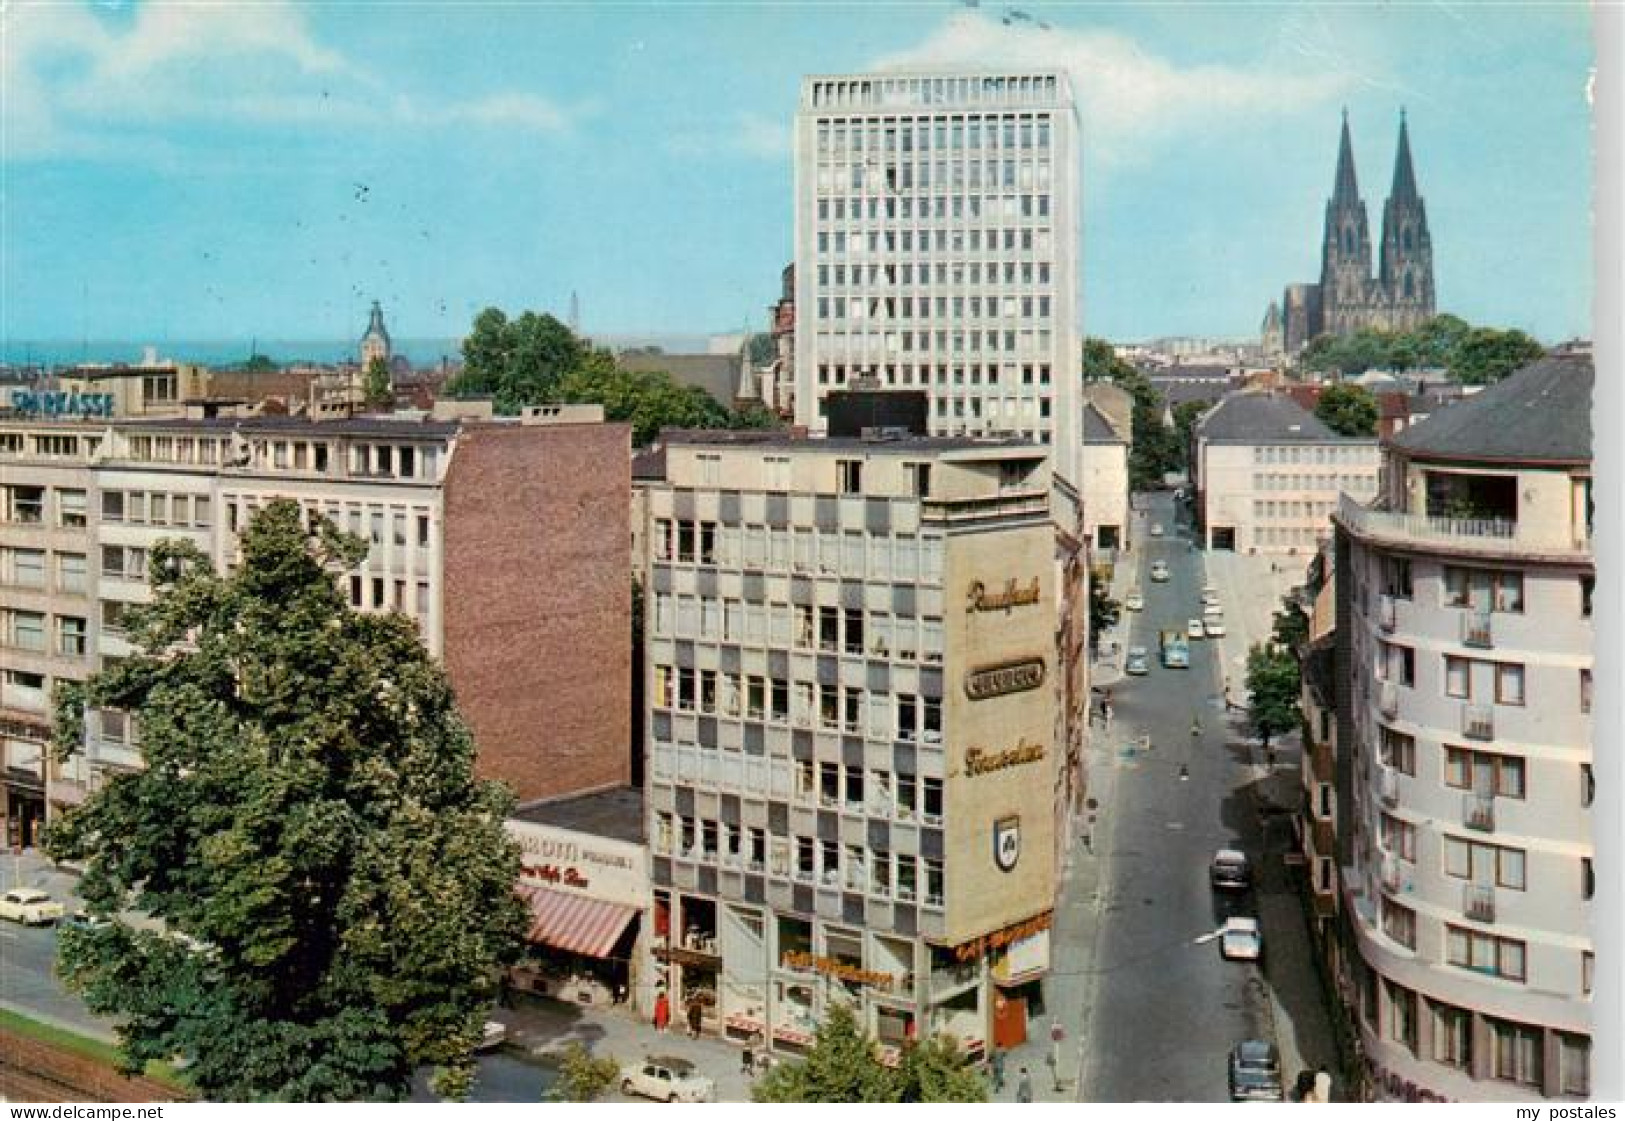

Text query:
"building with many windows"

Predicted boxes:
[[792, 72, 1082, 485], [1193, 392, 1379, 554], [1, 406, 631, 840], [1329, 353, 1594, 1101], [638, 429, 1084, 1059]]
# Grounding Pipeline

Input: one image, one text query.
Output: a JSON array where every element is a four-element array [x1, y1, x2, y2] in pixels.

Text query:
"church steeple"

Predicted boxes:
[[1378, 111, 1434, 329], [1390, 109, 1419, 202], [1332, 108, 1361, 204], [1320, 110, 1374, 335]]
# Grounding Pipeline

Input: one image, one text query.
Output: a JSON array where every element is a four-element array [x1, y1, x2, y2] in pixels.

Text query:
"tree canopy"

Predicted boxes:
[[1313, 382, 1378, 437], [1083, 337, 1181, 489], [1298, 314, 1543, 384], [450, 308, 587, 412], [45, 501, 527, 1102], [752, 1003, 986, 1103], [1245, 642, 1302, 749], [363, 356, 393, 410]]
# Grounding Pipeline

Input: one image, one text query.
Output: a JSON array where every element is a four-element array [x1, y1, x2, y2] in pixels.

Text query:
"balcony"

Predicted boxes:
[[1463, 791, 1495, 832], [1461, 610, 1493, 649], [1377, 594, 1397, 633], [1336, 494, 1589, 561], [1463, 883, 1496, 924], [1462, 703, 1494, 741], [1380, 855, 1404, 895], [1377, 765, 1399, 808], [1379, 681, 1398, 719], [931, 960, 980, 995]]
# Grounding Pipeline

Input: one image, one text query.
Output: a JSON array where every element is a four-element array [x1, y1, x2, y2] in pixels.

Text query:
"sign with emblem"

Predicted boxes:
[[993, 816, 1021, 873]]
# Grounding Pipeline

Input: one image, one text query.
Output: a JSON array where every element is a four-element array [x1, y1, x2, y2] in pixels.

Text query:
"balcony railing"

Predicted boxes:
[[1462, 610, 1493, 649], [1379, 681, 1399, 719], [1338, 494, 1590, 558], [1463, 791, 1496, 832], [1380, 855, 1404, 895], [1377, 594, 1397, 633], [1463, 883, 1496, 924], [1377, 765, 1400, 808], [931, 960, 980, 993], [1463, 703, 1494, 741]]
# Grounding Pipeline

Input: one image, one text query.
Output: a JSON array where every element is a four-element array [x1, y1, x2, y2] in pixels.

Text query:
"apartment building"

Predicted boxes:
[[1079, 403, 1129, 552], [1329, 354, 1594, 1101], [639, 430, 1083, 1059], [1, 407, 631, 836], [792, 72, 1082, 485], [1194, 392, 1379, 554]]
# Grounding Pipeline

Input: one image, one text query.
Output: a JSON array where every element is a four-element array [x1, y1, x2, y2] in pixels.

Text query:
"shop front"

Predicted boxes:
[[505, 817, 651, 1015], [2, 717, 49, 849]]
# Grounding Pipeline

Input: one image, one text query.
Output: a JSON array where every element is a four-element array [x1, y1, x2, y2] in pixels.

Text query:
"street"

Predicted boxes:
[[1076, 491, 1336, 1101]]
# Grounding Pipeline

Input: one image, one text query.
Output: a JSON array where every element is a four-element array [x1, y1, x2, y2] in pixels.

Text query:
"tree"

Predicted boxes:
[[449, 307, 587, 412], [1171, 399, 1209, 476], [549, 1042, 620, 1102], [556, 358, 731, 445], [1313, 382, 1378, 437], [1082, 338, 1178, 490], [747, 332, 777, 366], [44, 501, 528, 1102], [894, 1035, 988, 1102], [363, 356, 393, 409], [243, 353, 279, 373], [1088, 571, 1120, 655], [1271, 597, 1311, 651], [1245, 643, 1302, 749], [1448, 327, 1545, 386], [752, 1003, 897, 1103]]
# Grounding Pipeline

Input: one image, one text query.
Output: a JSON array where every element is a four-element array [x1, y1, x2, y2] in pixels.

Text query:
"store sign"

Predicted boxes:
[[965, 737, 1045, 777], [9, 390, 115, 418], [993, 816, 1021, 873], [966, 577, 1041, 613], [964, 657, 1046, 700], [525, 863, 590, 889], [505, 819, 647, 909], [780, 951, 895, 991], [951, 911, 1054, 964]]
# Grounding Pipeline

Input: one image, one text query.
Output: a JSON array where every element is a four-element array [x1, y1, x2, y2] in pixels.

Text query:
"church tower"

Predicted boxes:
[[360, 300, 392, 368], [1377, 111, 1436, 331], [1318, 111, 1375, 337]]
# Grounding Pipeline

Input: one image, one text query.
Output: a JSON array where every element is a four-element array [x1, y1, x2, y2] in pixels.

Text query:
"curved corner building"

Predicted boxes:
[[1330, 352, 1594, 1101]]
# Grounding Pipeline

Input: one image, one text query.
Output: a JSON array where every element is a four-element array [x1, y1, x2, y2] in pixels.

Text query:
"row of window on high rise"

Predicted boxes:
[[813, 160, 1053, 195], [814, 113, 1054, 156], [806, 74, 1059, 110], [816, 193, 1052, 224], [817, 363, 1053, 391]]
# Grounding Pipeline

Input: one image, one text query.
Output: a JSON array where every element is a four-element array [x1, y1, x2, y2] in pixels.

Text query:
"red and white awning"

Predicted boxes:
[[515, 883, 639, 959]]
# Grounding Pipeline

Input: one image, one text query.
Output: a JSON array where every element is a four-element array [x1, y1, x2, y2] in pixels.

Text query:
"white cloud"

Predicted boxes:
[[872, 13, 1354, 167], [1, 1, 582, 161]]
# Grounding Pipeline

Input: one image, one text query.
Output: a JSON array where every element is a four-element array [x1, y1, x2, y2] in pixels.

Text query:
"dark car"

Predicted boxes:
[[1210, 848, 1252, 891], [1229, 1040, 1283, 1101]]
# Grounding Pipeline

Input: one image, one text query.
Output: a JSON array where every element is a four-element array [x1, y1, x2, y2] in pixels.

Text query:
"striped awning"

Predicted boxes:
[[515, 884, 639, 959]]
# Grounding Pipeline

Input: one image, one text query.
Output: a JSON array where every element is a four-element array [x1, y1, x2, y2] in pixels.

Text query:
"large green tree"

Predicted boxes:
[[1313, 382, 1378, 437], [557, 357, 730, 445], [1449, 327, 1546, 386], [363, 356, 393, 409], [45, 501, 527, 1102], [752, 1003, 986, 1103], [1089, 571, 1120, 655], [1245, 643, 1303, 749], [1296, 314, 1542, 384], [449, 307, 587, 412]]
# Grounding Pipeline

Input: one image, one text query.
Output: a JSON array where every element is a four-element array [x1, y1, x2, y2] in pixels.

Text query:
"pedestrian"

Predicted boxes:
[[653, 988, 670, 1033], [741, 1042, 755, 1076], [1016, 1067, 1033, 1103], [990, 1048, 1006, 1092], [687, 998, 703, 1039], [1178, 763, 1190, 781]]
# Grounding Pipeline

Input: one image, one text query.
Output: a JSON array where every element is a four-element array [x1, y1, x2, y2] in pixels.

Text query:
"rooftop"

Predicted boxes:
[[1081, 403, 1127, 444], [513, 786, 645, 846], [1389, 353, 1592, 465], [657, 428, 1042, 455], [1198, 393, 1362, 445]]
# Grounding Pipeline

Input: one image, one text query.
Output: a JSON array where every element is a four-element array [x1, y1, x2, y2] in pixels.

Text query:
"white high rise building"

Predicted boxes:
[[793, 72, 1082, 485]]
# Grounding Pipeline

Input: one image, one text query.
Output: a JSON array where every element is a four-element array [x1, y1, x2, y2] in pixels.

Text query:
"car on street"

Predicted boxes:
[[1228, 1040, 1283, 1102], [1124, 589, 1144, 611], [1203, 617, 1227, 638], [1150, 524, 1164, 537], [0, 887, 65, 926], [1187, 618, 1204, 639], [620, 1057, 716, 1103], [1210, 849, 1252, 891], [1219, 917, 1263, 962], [1125, 647, 1151, 676], [1150, 560, 1170, 582], [1201, 585, 1220, 606], [476, 1020, 508, 1052]]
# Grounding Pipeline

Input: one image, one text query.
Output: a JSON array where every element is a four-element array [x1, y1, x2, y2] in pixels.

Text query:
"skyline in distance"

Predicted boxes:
[[1, 3, 1596, 352]]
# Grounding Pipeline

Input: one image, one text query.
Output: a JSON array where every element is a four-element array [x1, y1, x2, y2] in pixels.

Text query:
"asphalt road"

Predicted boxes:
[[1078, 492, 1275, 1102]]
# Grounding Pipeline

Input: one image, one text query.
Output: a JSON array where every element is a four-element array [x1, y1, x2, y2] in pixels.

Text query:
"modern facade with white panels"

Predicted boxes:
[[793, 72, 1082, 485], [1329, 354, 1594, 1101]]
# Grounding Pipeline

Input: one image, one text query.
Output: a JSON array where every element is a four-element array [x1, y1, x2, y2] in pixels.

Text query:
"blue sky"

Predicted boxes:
[[0, 2, 1596, 353]]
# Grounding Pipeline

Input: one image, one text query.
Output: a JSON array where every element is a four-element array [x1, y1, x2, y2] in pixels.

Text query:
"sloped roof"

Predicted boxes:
[[1389, 353, 1592, 465], [1197, 392, 1350, 444], [1081, 402, 1126, 444]]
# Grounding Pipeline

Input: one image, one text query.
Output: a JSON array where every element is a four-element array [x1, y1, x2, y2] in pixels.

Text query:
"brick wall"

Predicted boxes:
[[0, 1029, 185, 1102], [443, 422, 632, 804]]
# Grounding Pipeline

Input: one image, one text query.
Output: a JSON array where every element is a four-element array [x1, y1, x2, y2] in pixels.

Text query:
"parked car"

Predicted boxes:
[[0, 887, 65, 926], [1150, 523, 1164, 537], [1203, 617, 1227, 638], [1150, 560, 1170, 583], [1228, 1040, 1283, 1102], [1124, 589, 1145, 611], [621, 1057, 715, 1103], [1219, 917, 1263, 962], [1201, 585, 1220, 606], [1187, 618, 1205, 639], [476, 1020, 508, 1052], [1125, 647, 1151, 676], [1210, 849, 1252, 891]]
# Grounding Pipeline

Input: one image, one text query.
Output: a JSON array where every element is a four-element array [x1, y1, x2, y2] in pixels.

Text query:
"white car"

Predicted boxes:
[[1125, 647, 1151, 676], [1150, 524, 1164, 537], [620, 1057, 716, 1103], [0, 887, 66, 926], [1187, 618, 1205, 639], [1150, 561, 1170, 583], [1220, 917, 1264, 962], [1201, 586, 1220, 607], [1203, 617, 1227, 638], [476, 1020, 507, 1052], [1124, 589, 1145, 611]]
